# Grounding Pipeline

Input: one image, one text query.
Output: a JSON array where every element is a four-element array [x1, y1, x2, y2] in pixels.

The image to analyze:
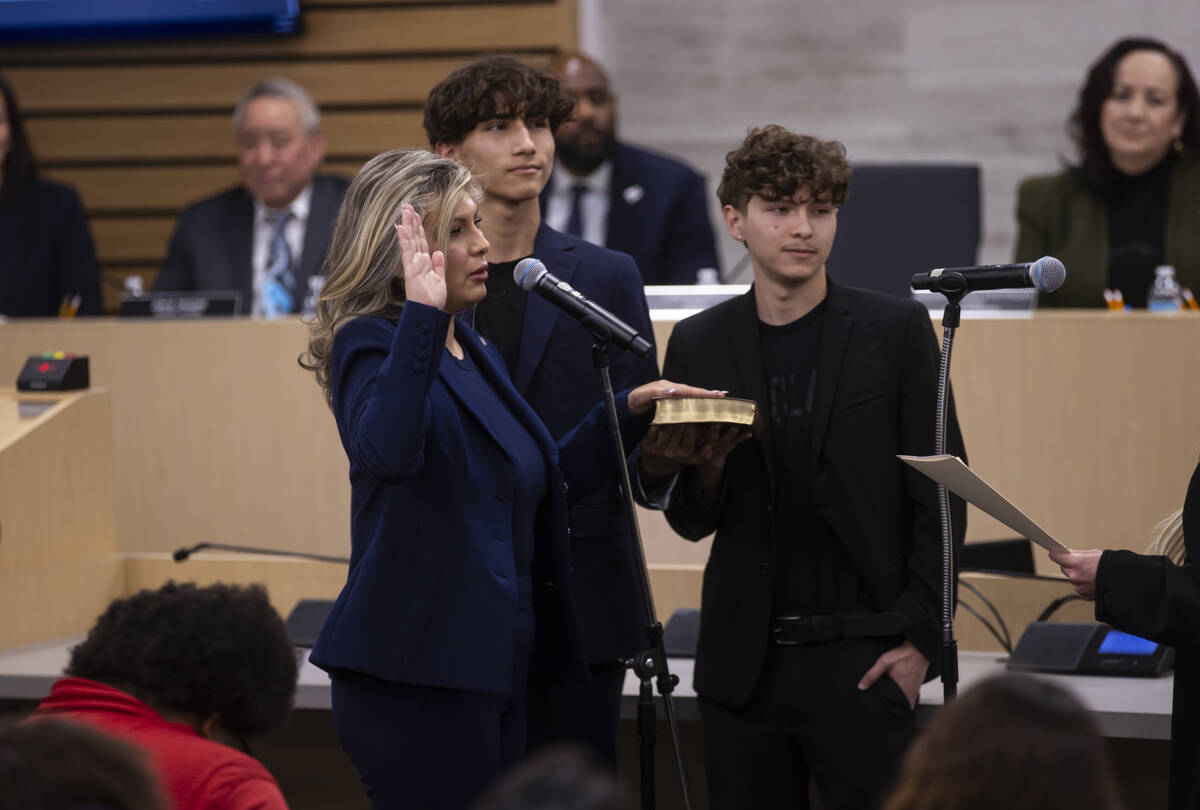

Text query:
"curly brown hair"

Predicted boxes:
[[881, 674, 1123, 810], [717, 125, 852, 211], [423, 54, 575, 147]]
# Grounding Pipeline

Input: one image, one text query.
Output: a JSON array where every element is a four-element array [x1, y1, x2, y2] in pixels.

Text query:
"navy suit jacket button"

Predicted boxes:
[[416, 348, 429, 360], [409, 361, 425, 373]]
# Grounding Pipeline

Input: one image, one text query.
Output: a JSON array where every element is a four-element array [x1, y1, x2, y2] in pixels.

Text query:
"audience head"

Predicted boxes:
[[65, 581, 297, 745], [232, 77, 326, 208], [472, 746, 633, 810], [0, 73, 37, 203], [0, 718, 167, 810], [424, 55, 573, 205], [881, 673, 1123, 810], [303, 149, 482, 397], [717, 125, 850, 286], [548, 52, 617, 176], [1069, 37, 1200, 185]]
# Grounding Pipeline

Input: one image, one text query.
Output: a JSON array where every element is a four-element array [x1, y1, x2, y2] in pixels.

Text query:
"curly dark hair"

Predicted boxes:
[[66, 582, 298, 736], [0, 73, 38, 204], [423, 54, 575, 147], [717, 125, 852, 211], [1069, 37, 1200, 189], [0, 718, 167, 810]]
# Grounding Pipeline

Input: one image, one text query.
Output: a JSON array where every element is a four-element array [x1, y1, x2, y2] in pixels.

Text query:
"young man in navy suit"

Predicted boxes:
[[542, 52, 721, 286], [424, 56, 660, 767], [638, 126, 967, 809]]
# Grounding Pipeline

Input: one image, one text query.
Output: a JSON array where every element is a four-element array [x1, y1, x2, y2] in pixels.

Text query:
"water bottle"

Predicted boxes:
[[1147, 265, 1183, 312]]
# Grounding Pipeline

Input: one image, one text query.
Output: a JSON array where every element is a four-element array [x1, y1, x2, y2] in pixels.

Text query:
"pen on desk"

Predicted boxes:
[[1184, 288, 1200, 311], [58, 295, 71, 318], [1103, 289, 1123, 312], [65, 294, 81, 319]]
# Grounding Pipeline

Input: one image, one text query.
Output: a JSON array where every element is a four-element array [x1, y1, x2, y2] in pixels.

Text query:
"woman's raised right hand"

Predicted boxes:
[[395, 204, 446, 311]]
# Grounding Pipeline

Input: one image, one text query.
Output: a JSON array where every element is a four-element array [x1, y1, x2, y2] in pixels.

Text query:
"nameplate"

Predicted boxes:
[[119, 292, 242, 318]]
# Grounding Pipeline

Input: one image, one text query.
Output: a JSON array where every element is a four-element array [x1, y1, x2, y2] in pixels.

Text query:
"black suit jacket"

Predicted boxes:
[[660, 281, 967, 707], [542, 141, 720, 285], [1096, 461, 1200, 810], [0, 180, 101, 317], [488, 224, 659, 662], [153, 174, 349, 313]]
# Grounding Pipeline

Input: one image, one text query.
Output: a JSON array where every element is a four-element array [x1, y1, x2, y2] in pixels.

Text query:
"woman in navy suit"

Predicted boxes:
[[302, 150, 704, 810]]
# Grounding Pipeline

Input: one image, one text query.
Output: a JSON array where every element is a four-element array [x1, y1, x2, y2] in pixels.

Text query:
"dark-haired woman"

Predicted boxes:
[[1014, 37, 1200, 307], [0, 74, 101, 317]]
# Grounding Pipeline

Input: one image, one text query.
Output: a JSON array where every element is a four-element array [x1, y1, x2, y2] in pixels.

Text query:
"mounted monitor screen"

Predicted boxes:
[[0, 0, 301, 42]]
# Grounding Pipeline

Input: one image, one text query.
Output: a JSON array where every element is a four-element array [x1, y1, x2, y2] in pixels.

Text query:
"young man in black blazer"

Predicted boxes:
[[424, 55, 660, 768], [639, 125, 967, 810]]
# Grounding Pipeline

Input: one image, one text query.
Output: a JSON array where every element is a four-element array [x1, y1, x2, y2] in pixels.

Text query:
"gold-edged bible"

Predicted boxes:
[[651, 396, 758, 428]]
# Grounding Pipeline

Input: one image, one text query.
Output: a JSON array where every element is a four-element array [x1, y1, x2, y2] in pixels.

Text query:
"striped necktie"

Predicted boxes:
[[262, 211, 296, 317]]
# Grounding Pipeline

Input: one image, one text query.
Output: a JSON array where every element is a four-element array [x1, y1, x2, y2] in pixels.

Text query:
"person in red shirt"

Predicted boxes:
[[31, 582, 298, 810]]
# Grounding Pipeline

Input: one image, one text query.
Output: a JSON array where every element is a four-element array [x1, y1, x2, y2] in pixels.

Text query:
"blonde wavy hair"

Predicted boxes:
[[300, 149, 479, 404], [1147, 508, 1186, 564]]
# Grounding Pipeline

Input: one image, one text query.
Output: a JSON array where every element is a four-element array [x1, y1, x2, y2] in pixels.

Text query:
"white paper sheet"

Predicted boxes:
[[898, 454, 1071, 552]]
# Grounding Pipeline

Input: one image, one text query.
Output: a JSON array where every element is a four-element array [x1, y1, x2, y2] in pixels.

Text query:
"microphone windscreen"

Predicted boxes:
[[172, 547, 190, 562], [1032, 256, 1066, 292], [513, 258, 547, 292]]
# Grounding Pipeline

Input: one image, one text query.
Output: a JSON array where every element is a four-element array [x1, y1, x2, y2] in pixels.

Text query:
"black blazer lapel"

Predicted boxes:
[[513, 225, 573, 396], [223, 191, 254, 315], [809, 280, 854, 469], [301, 176, 341, 283], [728, 288, 776, 490], [604, 145, 638, 252]]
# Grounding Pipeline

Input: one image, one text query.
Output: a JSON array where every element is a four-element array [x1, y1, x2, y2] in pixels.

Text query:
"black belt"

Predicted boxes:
[[770, 612, 909, 646]]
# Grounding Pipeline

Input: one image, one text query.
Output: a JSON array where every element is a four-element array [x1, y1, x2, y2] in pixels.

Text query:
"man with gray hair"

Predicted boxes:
[[154, 78, 349, 316]]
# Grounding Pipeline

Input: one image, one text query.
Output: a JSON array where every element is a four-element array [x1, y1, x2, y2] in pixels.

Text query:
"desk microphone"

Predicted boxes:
[[514, 258, 653, 358], [911, 256, 1066, 295], [173, 542, 349, 564]]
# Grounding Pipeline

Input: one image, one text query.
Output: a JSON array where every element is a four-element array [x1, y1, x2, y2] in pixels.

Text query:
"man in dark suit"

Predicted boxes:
[[425, 55, 660, 767], [540, 52, 720, 286], [153, 78, 349, 316], [639, 125, 967, 810]]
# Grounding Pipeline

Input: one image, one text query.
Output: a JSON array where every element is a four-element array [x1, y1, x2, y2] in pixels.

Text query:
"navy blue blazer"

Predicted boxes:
[[153, 174, 349, 314], [309, 301, 647, 695], [500, 224, 659, 662], [542, 141, 720, 285]]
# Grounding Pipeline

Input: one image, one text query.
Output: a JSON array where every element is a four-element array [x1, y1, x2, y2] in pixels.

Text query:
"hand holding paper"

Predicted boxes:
[[898, 454, 1072, 553]]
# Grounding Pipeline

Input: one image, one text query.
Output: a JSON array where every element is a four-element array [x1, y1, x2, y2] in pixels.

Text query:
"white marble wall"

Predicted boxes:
[[579, 0, 1200, 279]]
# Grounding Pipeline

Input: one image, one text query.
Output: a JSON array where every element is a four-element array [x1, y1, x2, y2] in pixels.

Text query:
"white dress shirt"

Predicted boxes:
[[543, 160, 612, 247], [251, 184, 313, 316]]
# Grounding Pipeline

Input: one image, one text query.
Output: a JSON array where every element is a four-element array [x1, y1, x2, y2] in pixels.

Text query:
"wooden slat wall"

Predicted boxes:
[[0, 1, 578, 312]]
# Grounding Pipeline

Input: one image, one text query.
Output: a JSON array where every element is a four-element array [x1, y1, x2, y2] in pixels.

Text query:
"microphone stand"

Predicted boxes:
[[591, 338, 692, 810], [923, 274, 965, 702]]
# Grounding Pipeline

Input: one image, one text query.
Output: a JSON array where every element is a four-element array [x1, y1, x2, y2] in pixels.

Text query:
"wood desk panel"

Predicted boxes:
[[1, 313, 1197, 575]]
